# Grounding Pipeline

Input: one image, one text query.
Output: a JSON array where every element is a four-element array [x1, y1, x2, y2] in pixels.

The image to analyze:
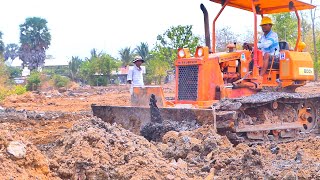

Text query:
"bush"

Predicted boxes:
[[26, 71, 41, 91], [52, 75, 70, 88], [0, 85, 27, 101], [0, 87, 10, 101], [13, 85, 27, 95]]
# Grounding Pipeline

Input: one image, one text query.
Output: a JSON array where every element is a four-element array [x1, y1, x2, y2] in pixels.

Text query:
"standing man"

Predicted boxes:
[[258, 16, 280, 76], [127, 56, 145, 95]]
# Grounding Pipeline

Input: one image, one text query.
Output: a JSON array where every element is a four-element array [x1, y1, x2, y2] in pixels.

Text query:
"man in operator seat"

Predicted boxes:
[[258, 16, 280, 76]]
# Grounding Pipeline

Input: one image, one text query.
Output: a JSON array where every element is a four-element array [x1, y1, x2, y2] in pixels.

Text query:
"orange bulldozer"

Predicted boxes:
[[92, 0, 318, 143]]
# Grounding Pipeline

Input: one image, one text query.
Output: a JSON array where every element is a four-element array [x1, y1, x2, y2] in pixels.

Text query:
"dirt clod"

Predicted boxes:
[[0, 83, 320, 179]]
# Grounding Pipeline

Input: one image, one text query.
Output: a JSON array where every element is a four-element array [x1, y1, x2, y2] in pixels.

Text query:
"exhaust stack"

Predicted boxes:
[[200, 4, 211, 52]]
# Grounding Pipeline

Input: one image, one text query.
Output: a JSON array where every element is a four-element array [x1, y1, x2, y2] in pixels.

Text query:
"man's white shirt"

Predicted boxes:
[[127, 65, 145, 94]]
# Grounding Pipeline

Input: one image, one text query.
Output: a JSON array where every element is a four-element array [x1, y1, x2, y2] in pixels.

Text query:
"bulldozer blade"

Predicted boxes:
[[91, 104, 237, 135]]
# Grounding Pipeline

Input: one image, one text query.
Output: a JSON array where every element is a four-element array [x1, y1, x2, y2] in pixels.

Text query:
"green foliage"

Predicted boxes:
[[69, 56, 82, 80], [89, 48, 103, 59], [4, 43, 19, 61], [154, 25, 200, 65], [0, 59, 9, 85], [79, 51, 120, 85], [6, 66, 22, 78], [52, 74, 70, 88], [146, 59, 171, 84], [0, 31, 5, 56], [79, 60, 94, 84], [135, 42, 151, 61], [0, 88, 9, 101], [26, 71, 41, 91], [0, 85, 27, 101], [13, 85, 27, 95], [119, 47, 134, 66], [216, 27, 238, 52], [20, 17, 51, 48], [271, 13, 297, 46], [98, 55, 117, 76], [19, 17, 51, 71]]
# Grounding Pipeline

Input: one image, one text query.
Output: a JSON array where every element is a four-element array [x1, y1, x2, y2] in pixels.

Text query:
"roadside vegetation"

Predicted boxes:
[[0, 5, 318, 100]]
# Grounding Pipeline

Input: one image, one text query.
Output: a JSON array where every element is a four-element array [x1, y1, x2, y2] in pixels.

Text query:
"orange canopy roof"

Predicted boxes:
[[210, 0, 316, 14]]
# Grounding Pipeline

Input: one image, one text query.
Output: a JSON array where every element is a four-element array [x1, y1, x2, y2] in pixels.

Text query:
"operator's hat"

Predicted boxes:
[[133, 56, 145, 63], [260, 16, 274, 26]]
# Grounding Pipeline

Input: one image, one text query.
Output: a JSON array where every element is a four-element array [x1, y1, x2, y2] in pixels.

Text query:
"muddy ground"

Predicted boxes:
[[1, 82, 320, 179]]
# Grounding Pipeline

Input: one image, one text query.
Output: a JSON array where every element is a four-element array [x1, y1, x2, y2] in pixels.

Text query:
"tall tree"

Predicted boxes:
[[19, 17, 51, 71], [135, 42, 151, 61], [69, 56, 82, 81], [89, 48, 103, 59], [119, 47, 134, 66], [79, 52, 120, 85], [146, 58, 170, 84], [4, 43, 19, 61], [215, 27, 238, 52], [95, 54, 119, 84], [79, 60, 94, 84], [0, 32, 4, 57], [271, 13, 297, 46], [154, 25, 200, 64]]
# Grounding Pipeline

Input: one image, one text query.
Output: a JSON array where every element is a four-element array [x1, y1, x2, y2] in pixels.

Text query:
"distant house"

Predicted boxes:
[[9, 57, 69, 76], [111, 66, 146, 84], [9, 57, 69, 67]]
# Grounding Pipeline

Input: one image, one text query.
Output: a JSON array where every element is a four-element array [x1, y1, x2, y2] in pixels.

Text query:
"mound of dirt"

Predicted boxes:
[[156, 126, 320, 179], [156, 125, 233, 177], [4, 92, 45, 104], [46, 117, 201, 179], [211, 139, 320, 179], [0, 130, 57, 180]]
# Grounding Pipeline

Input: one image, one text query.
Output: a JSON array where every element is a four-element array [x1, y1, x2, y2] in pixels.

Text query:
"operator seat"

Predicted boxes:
[[248, 42, 288, 70], [279, 41, 289, 51], [267, 41, 289, 69]]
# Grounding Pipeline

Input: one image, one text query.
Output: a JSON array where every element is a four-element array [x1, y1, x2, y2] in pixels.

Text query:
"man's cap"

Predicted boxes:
[[133, 56, 145, 63], [260, 16, 274, 26]]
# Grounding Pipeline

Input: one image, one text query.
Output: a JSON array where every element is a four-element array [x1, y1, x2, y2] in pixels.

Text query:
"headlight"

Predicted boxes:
[[195, 46, 208, 58], [178, 49, 185, 58], [197, 48, 203, 57]]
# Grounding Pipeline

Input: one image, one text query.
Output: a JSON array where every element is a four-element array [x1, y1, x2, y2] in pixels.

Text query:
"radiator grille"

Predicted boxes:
[[178, 65, 199, 101]]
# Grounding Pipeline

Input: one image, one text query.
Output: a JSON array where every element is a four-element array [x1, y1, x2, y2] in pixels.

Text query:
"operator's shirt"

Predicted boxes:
[[127, 65, 144, 94], [258, 30, 280, 56]]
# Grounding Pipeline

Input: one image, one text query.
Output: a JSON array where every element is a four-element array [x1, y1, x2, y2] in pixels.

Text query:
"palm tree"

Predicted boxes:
[[4, 43, 19, 61], [19, 17, 51, 71], [135, 42, 151, 61], [0, 32, 4, 56], [69, 56, 82, 81], [118, 47, 133, 67], [90, 48, 103, 59]]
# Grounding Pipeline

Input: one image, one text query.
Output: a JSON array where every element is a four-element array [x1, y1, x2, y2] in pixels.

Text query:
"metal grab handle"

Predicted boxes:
[[267, 48, 278, 79]]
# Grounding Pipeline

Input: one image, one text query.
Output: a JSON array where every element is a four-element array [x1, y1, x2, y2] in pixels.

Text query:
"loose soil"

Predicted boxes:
[[1, 81, 320, 179]]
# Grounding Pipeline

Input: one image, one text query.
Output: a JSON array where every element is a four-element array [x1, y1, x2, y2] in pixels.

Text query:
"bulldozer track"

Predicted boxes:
[[214, 92, 320, 144], [92, 92, 320, 145]]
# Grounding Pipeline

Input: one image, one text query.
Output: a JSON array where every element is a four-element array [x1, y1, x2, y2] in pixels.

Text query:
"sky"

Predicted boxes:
[[0, 0, 317, 65]]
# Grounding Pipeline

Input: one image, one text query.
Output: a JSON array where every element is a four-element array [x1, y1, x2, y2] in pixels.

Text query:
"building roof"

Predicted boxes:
[[8, 57, 69, 67]]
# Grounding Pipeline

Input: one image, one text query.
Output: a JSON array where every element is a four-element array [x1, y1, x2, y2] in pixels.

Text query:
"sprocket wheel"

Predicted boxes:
[[297, 101, 317, 133]]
